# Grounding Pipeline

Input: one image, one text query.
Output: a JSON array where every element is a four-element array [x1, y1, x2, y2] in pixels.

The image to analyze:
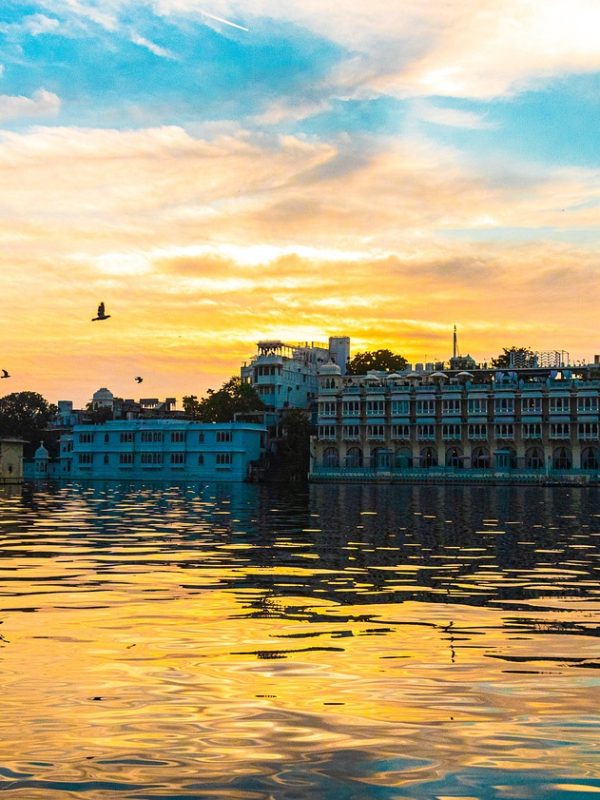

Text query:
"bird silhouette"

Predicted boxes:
[[92, 302, 111, 322], [1, 369, 10, 379], [135, 376, 143, 383]]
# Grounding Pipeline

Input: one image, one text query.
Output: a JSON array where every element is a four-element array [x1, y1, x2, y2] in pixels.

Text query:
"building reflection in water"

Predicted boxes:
[[0, 481, 598, 799]]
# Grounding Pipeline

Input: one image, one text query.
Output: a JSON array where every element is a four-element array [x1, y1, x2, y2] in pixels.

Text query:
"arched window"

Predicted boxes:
[[445, 447, 463, 468], [581, 447, 599, 470], [323, 447, 339, 468], [371, 447, 391, 469], [553, 446, 572, 470], [420, 447, 437, 468], [471, 446, 490, 469], [395, 447, 412, 468], [525, 446, 545, 470], [345, 447, 363, 468]]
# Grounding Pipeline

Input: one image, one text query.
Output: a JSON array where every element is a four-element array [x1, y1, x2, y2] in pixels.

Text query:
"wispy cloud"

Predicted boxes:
[[412, 102, 496, 130], [130, 32, 176, 59], [22, 14, 61, 35], [0, 89, 61, 122]]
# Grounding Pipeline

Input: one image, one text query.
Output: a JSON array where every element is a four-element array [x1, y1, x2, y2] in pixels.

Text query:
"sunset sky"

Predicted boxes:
[[1, 0, 599, 406]]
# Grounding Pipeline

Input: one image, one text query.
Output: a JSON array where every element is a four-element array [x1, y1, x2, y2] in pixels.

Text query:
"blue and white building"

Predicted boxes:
[[54, 419, 266, 481], [241, 337, 350, 410]]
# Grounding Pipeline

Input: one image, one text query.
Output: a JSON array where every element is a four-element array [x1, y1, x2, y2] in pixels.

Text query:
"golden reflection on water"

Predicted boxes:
[[0, 482, 599, 799]]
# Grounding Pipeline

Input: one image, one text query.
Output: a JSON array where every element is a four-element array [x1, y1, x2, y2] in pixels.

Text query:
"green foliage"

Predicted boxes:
[[0, 391, 58, 457], [346, 349, 408, 375], [184, 377, 264, 422], [268, 409, 311, 484], [491, 347, 536, 369]]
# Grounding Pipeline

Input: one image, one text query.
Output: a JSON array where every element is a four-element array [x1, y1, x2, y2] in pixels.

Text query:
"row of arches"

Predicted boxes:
[[322, 446, 600, 470]]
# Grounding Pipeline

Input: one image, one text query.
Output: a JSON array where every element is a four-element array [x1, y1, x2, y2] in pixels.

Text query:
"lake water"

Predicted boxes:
[[0, 481, 599, 799]]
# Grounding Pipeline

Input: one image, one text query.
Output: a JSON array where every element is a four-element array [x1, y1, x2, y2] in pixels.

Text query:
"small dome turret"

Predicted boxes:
[[318, 360, 342, 376], [34, 441, 49, 460]]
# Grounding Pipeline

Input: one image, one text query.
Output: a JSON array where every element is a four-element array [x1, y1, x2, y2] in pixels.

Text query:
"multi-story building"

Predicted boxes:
[[55, 419, 266, 481], [241, 337, 350, 410], [310, 362, 600, 480]]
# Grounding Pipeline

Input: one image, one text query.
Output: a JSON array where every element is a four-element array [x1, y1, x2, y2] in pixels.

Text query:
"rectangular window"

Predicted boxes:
[[495, 423, 514, 439], [119, 453, 134, 464], [578, 422, 599, 440], [119, 432, 133, 443], [170, 431, 185, 442], [366, 400, 385, 416], [468, 423, 487, 440], [198, 432, 204, 443], [442, 399, 461, 416], [367, 424, 385, 439], [170, 453, 185, 464], [550, 397, 570, 414], [467, 398, 487, 414], [141, 453, 163, 464], [391, 399, 409, 415], [79, 432, 94, 444], [577, 396, 599, 413], [494, 397, 515, 414], [343, 425, 360, 439], [550, 423, 570, 439], [522, 423, 542, 439], [342, 400, 361, 416], [442, 424, 461, 439], [153, 432, 163, 442], [319, 425, 336, 439], [141, 431, 153, 442], [416, 399, 435, 415], [216, 431, 232, 443], [216, 453, 232, 465], [417, 424, 435, 440], [391, 424, 410, 440], [78, 453, 93, 464], [198, 454, 204, 465], [521, 397, 542, 414], [318, 401, 337, 417]]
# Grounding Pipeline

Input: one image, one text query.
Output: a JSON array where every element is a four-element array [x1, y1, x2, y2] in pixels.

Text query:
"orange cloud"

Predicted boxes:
[[0, 124, 598, 406]]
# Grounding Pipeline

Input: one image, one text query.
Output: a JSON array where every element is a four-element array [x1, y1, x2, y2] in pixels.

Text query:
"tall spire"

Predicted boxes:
[[453, 325, 458, 359]]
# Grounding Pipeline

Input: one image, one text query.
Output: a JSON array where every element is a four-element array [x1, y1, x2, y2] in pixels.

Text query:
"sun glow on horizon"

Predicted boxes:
[[0, 1, 598, 405]]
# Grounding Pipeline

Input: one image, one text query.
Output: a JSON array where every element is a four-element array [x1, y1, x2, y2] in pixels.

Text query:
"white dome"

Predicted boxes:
[[318, 360, 342, 376], [93, 387, 114, 401]]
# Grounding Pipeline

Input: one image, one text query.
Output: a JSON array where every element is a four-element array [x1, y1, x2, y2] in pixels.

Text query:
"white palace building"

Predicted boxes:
[[310, 359, 600, 482]]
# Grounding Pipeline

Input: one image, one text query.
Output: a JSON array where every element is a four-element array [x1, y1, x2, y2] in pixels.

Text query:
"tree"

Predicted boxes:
[[0, 392, 58, 457], [182, 394, 202, 419], [267, 409, 311, 483], [84, 402, 114, 423], [185, 377, 264, 422], [491, 347, 536, 369], [346, 349, 408, 375]]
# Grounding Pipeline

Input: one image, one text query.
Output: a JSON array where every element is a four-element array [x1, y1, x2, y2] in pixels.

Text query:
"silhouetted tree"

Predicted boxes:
[[491, 347, 536, 369], [84, 402, 114, 423], [346, 349, 408, 374], [268, 409, 311, 483], [0, 391, 58, 457], [185, 378, 264, 422], [182, 394, 202, 419]]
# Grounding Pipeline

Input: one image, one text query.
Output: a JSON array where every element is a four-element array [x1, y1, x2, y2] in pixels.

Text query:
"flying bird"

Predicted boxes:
[[1, 369, 10, 379], [135, 376, 143, 383], [92, 302, 111, 321]]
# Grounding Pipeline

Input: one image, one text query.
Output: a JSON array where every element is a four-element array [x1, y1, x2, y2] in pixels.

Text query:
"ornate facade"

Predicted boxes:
[[311, 362, 600, 480]]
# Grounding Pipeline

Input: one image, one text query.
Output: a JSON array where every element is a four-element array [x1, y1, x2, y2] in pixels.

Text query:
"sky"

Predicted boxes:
[[0, 0, 599, 406]]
